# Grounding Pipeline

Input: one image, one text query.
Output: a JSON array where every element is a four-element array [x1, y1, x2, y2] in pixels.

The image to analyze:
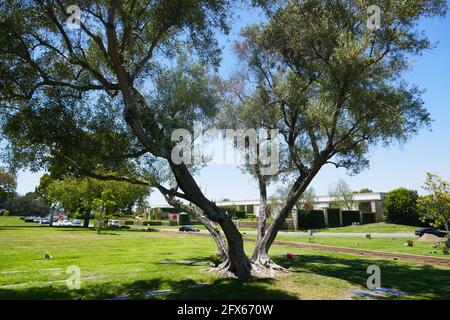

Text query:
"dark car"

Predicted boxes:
[[179, 225, 200, 232], [415, 227, 447, 238]]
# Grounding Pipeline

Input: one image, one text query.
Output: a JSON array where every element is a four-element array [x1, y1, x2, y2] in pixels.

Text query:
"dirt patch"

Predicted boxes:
[[417, 233, 445, 243]]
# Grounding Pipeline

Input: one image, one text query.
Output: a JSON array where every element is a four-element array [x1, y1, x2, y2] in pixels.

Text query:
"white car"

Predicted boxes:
[[72, 219, 82, 226], [108, 220, 121, 228], [61, 220, 73, 226], [54, 220, 72, 226]]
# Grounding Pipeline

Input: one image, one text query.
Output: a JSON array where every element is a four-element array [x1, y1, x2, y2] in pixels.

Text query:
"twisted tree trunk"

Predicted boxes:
[[250, 177, 286, 272], [251, 170, 319, 272]]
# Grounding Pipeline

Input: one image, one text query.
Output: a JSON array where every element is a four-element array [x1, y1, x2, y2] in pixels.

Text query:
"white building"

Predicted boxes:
[[215, 192, 386, 222], [149, 192, 386, 222]]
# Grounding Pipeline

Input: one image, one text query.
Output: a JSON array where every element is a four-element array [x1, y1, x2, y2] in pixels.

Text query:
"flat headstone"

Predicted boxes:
[[106, 295, 132, 300], [143, 289, 172, 296], [349, 290, 386, 299], [373, 287, 407, 296]]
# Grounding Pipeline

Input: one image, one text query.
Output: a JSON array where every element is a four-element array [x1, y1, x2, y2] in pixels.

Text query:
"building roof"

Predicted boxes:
[[149, 192, 386, 209]]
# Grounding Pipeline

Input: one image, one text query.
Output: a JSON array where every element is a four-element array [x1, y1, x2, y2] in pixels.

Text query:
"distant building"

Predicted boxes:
[[148, 192, 386, 222]]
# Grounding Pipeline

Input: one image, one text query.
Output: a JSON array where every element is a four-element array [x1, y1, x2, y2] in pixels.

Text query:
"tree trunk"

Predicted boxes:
[[255, 178, 268, 245], [253, 170, 319, 267], [196, 214, 228, 262], [250, 177, 286, 272], [445, 222, 450, 248], [217, 217, 252, 279], [163, 195, 229, 262], [83, 209, 91, 228]]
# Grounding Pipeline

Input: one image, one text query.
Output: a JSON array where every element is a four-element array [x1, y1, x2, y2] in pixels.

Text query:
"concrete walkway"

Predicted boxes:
[[158, 228, 416, 238]]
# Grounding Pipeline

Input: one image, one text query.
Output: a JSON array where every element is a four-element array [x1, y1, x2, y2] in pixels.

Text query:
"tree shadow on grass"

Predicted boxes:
[[272, 254, 450, 299], [0, 277, 297, 300]]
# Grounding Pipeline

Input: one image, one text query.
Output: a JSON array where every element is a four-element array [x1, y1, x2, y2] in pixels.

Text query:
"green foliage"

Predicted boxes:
[[178, 213, 190, 225], [210, 253, 223, 267], [39, 174, 150, 218], [341, 210, 361, 226], [234, 211, 246, 219], [0, 170, 16, 208], [297, 210, 326, 229], [417, 173, 450, 234], [219, 205, 237, 217], [384, 188, 423, 226], [2, 209, 10, 216], [4, 192, 50, 216], [355, 188, 373, 194]]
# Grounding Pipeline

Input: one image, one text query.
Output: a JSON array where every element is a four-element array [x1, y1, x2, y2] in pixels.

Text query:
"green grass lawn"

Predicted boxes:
[[269, 235, 450, 258], [0, 216, 46, 227], [0, 216, 449, 300], [153, 222, 418, 234], [314, 222, 418, 234]]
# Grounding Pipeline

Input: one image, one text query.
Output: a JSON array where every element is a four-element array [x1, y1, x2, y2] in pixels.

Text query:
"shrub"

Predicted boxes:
[[219, 205, 237, 217], [178, 213, 190, 225], [327, 208, 341, 227], [342, 210, 360, 226], [297, 210, 326, 229], [210, 254, 222, 267], [234, 211, 246, 219], [384, 188, 424, 226]]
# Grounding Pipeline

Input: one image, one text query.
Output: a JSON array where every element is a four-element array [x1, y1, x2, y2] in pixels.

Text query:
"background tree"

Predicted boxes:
[[383, 188, 423, 226], [39, 174, 151, 227], [329, 179, 356, 211], [0, 169, 16, 210], [0, 0, 259, 278], [271, 185, 316, 213], [417, 173, 450, 244], [4, 192, 50, 216]]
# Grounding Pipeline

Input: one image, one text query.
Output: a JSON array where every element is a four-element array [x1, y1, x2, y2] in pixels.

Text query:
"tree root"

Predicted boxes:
[[207, 257, 289, 279]]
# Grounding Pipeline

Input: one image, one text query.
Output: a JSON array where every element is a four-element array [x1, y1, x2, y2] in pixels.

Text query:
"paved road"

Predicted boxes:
[[157, 228, 416, 238]]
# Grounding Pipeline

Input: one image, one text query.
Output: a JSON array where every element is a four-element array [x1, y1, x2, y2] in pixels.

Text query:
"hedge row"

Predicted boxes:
[[178, 213, 190, 225], [327, 208, 341, 228], [342, 210, 361, 226], [296, 210, 376, 229], [297, 210, 326, 229], [362, 212, 375, 224]]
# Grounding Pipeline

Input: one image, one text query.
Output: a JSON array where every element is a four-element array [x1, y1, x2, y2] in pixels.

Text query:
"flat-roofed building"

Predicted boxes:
[[148, 192, 386, 222]]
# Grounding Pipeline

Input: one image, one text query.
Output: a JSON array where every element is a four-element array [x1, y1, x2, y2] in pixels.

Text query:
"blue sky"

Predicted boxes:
[[14, 6, 450, 205]]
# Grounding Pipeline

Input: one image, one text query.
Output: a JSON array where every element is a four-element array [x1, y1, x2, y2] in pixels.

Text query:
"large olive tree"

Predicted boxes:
[[232, 0, 447, 269], [0, 0, 259, 278]]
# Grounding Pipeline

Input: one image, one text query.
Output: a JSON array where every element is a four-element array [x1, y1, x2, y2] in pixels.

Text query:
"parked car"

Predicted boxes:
[[108, 220, 121, 228], [72, 219, 82, 227], [415, 227, 447, 238], [33, 217, 42, 223], [24, 216, 35, 222], [62, 220, 73, 226], [179, 225, 200, 232], [40, 218, 50, 224]]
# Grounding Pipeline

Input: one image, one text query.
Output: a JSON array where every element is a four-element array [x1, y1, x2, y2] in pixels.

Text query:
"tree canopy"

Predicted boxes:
[[417, 173, 450, 241]]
